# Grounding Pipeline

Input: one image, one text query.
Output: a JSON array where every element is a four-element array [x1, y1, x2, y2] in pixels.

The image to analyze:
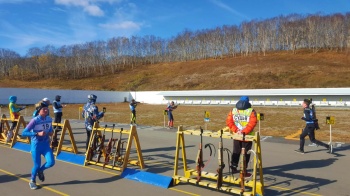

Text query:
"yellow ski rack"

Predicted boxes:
[[51, 120, 78, 156], [0, 115, 29, 147], [173, 126, 264, 196], [84, 122, 145, 172]]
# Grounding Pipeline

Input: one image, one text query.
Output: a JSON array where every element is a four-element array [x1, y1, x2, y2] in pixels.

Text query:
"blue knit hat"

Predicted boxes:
[[240, 96, 249, 102]]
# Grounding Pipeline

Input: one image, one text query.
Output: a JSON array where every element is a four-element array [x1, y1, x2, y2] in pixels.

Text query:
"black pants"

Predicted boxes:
[[53, 112, 63, 141], [54, 112, 62, 124], [299, 123, 329, 151], [231, 140, 252, 168], [10, 121, 18, 131]]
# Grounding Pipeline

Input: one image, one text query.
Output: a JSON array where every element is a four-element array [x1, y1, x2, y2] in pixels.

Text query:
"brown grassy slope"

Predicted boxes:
[[1, 50, 350, 90], [1, 50, 350, 142]]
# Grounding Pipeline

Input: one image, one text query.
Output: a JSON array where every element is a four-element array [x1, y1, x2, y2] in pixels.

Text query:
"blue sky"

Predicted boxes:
[[0, 0, 349, 56]]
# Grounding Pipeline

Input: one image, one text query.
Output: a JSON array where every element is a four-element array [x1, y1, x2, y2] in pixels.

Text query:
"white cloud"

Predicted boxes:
[[50, 7, 67, 13], [0, 21, 71, 55], [92, 0, 123, 3], [210, 0, 249, 20], [55, 0, 89, 7], [54, 0, 113, 16], [84, 4, 104, 16], [100, 21, 141, 30]]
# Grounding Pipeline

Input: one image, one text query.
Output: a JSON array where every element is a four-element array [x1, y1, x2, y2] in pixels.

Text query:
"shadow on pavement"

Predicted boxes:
[[263, 158, 338, 195]]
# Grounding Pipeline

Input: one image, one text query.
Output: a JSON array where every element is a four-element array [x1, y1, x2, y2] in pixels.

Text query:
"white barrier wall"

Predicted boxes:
[[129, 91, 165, 104], [0, 88, 129, 105], [1, 88, 350, 107]]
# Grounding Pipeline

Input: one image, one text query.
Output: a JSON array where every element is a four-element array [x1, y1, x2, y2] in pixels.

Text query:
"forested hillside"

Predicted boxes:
[[0, 50, 349, 91], [0, 13, 349, 90]]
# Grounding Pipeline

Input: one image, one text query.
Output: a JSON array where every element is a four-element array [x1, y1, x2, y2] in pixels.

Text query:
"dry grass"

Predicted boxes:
[[1, 50, 350, 142], [3, 103, 349, 142], [1, 50, 350, 91]]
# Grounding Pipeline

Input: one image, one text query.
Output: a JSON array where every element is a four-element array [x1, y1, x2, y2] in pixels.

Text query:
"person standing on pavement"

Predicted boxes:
[[82, 94, 104, 150], [52, 95, 65, 147], [226, 96, 257, 174], [53, 95, 64, 124], [129, 99, 138, 126], [22, 103, 55, 190], [7, 96, 26, 142], [166, 101, 178, 129], [294, 99, 332, 154]]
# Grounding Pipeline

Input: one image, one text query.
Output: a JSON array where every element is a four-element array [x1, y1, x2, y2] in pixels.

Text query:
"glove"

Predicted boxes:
[[301, 117, 306, 120]]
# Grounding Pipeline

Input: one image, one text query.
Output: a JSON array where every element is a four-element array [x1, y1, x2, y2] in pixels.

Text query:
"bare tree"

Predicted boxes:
[[1, 12, 350, 81]]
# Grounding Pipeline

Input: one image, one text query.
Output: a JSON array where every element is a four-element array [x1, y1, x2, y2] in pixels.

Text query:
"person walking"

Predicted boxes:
[[226, 96, 257, 174], [22, 103, 55, 190], [82, 94, 104, 150], [166, 101, 178, 129], [7, 96, 25, 143], [294, 99, 333, 154], [129, 99, 138, 126]]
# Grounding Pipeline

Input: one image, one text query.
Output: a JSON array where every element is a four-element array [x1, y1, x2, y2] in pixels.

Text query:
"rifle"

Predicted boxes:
[[223, 148, 233, 175], [216, 129, 225, 189], [0, 117, 3, 134], [96, 125, 107, 163], [205, 143, 216, 157], [310, 99, 320, 130], [87, 132, 99, 161], [239, 133, 246, 195], [204, 143, 216, 167], [103, 124, 115, 169], [112, 127, 124, 167], [50, 123, 60, 150], [196, 127, 204, 182]]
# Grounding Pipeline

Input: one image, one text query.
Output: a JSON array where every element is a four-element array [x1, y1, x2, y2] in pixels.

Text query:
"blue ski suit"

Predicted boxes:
[[22, 115, 55, 182]]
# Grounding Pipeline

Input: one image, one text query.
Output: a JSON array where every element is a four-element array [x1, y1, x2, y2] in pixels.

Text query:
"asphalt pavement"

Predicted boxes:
[[0, 119, 349, 196]]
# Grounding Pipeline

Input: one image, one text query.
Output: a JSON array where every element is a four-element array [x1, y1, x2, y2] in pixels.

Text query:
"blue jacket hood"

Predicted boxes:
[[9, 96, 17, 103]]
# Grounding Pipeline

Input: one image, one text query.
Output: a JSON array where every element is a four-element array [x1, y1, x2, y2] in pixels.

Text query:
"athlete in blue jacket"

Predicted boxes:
[[294, 99, 332, 154], [22, 103, 55, 190]]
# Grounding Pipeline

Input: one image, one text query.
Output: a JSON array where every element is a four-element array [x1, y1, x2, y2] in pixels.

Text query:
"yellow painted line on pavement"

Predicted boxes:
[[0, 168, 69, 196], [1, 145, 325, 196], [270, 185, 323, 196], [169, 187, 200, 196]]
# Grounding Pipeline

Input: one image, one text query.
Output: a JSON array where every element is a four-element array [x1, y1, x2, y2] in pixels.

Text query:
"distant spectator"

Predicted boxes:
[[52, 95, 65, 147], [129, 99, 138, 126], [166, 101, 178, 129], [52, 95, 64, 126]]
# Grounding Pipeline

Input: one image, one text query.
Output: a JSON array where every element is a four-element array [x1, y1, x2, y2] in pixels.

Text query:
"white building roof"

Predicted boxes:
[[157, 88, 350, 97]]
